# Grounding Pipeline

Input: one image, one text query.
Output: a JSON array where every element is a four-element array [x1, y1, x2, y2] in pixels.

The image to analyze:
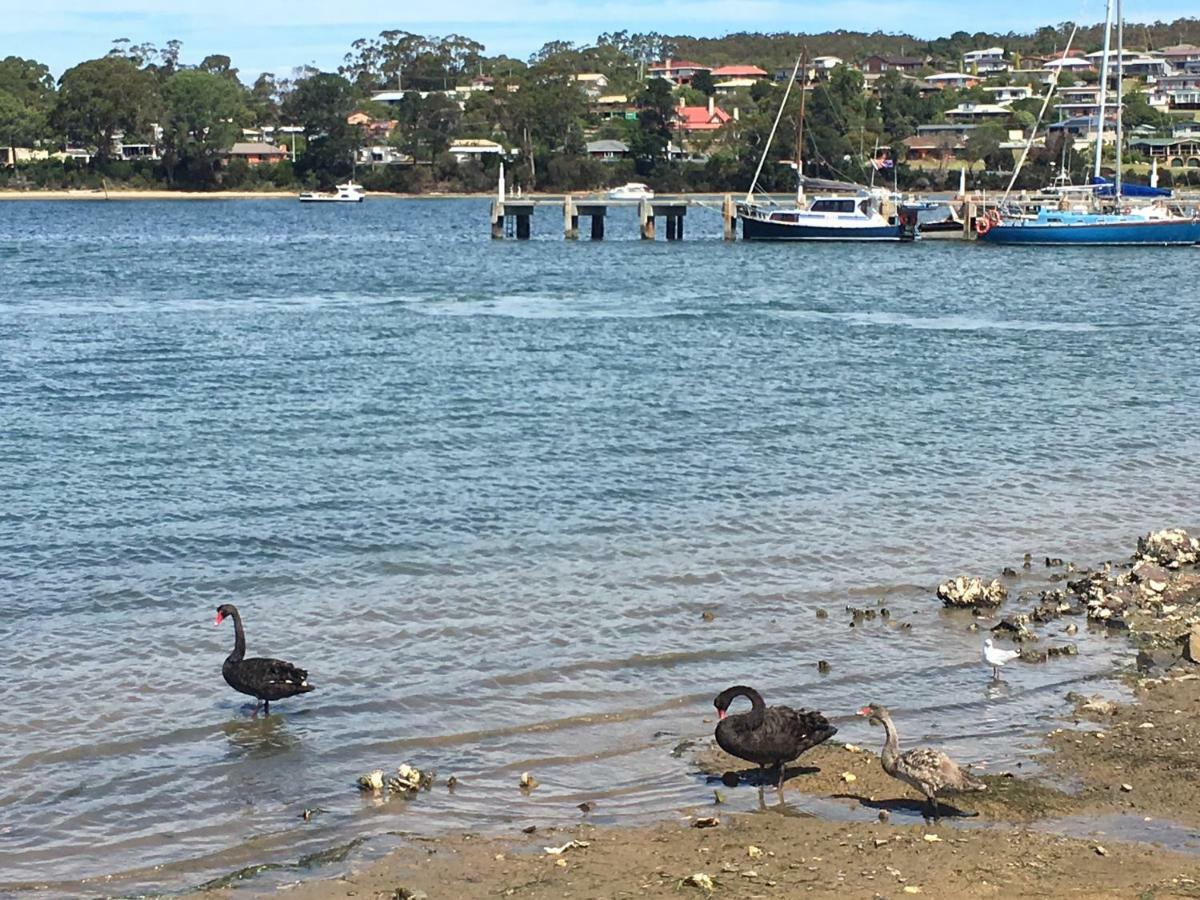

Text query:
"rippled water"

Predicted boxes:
[[2, 199, 1198, 894]]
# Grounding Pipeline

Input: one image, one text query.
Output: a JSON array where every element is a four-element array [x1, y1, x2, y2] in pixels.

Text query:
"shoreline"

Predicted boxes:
[[191, 531, 1200, 899]]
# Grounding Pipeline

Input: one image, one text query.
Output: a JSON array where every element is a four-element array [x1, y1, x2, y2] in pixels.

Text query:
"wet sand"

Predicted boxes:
[[192, 537, 1200, 899]]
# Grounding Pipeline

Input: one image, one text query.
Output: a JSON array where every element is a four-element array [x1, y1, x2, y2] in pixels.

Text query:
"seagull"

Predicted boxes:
[[983, 638, 1020, 679]]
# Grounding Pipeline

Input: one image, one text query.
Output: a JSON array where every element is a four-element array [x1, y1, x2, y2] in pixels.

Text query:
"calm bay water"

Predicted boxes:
[[1, 199, 1198, 894]]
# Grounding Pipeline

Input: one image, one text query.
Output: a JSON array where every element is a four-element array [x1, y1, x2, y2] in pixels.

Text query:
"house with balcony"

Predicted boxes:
[[1128, 135, 1200, 167], [591, 95, 637, 121], [945, 102, 1012, 122], [861, 54, 928, 75], [983, 84, 1034, 103], [648, 59, 711, 86], [963, 47, 1010, 74]]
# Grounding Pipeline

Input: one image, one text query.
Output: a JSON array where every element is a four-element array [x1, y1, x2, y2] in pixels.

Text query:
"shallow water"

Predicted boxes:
[[1, 199, 1197, 894]]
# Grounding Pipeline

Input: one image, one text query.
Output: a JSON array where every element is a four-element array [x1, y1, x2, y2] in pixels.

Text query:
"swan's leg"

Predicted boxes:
[[264, 700, 270, 715], [777, 764, 786, 793]]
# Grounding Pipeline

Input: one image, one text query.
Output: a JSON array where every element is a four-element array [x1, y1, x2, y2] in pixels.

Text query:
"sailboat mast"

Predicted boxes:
[[1093, 0, 1114, 181], [796, 51, 807, 205], [1115, 0, 1124, 201], [745, 55, 801, 202]]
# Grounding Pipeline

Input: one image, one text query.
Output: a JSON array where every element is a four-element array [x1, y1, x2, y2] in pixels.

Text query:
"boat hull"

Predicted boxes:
[[740, 216, 904, 242], [979, 218, 1200, 246]]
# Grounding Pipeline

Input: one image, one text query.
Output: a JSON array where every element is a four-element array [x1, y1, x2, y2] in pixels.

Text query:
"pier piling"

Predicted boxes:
[[723, 195, 736, 241], [563, 196, 579, 240], [490, 201, 504, 240], [639, 200, 655, 240]]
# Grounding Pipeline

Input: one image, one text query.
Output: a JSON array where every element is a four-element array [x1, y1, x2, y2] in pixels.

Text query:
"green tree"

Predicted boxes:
[[283, 72, 361, 183], [964, 122, 1007, 170], [161, 69, 247, 185], [52, 56, 161, 164], [630, 78, 675, 174], [691, 69, 715, 96]]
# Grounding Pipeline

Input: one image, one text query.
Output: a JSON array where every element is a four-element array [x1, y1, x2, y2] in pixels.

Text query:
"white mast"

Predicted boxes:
[[1093, 0, 1114, 181], [1115, 0, 1124, 201], [745, 55, 801, 203]]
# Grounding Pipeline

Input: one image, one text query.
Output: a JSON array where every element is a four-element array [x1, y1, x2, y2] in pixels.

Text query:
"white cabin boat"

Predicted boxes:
[[607, 182, 654, 200], [299, 182, 365, 203]]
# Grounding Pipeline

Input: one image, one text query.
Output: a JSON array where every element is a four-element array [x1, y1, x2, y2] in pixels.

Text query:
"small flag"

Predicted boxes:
[[871, 156, 894, 170]]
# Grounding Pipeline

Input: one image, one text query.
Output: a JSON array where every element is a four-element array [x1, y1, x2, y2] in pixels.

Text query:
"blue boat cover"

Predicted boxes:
[[1091, 176, 1172, 199]]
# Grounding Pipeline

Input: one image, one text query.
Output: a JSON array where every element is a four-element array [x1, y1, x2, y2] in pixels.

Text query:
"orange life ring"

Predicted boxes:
[[975, 217, 991, 236], [1121, 206, 1132, 215], [988, 208, 1002, 225]]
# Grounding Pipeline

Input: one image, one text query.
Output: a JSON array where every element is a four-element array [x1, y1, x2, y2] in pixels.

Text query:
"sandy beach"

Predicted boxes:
[[190, 533, 1200, 899]]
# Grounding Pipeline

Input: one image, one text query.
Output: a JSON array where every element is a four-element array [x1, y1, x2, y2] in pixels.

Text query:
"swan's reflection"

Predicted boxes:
[[222, 712, 299, 760]]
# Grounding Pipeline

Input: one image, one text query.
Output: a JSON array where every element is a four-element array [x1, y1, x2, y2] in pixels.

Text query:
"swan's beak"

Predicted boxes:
[[856, 706, 871, 716], [215, 611, 224, 626], [716, 709, 727, 720]]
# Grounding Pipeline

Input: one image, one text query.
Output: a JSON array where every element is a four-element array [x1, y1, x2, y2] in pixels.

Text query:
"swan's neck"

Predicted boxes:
[[731, 688, 766, 729], [878, 713, 900, 774], [226, 611, 246, 663]]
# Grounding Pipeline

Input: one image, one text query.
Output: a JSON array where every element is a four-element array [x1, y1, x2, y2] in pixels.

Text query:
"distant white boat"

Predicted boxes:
[[299, 182, 365, 203], [607, 182, 654, 200]]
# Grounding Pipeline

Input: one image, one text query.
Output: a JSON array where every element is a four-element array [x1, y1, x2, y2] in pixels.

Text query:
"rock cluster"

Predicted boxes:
[[357, 763, 436, 799], [937, 576, 1007, 609], [1034, 529, 1200, 631], [1136, 528, 1200, 568]]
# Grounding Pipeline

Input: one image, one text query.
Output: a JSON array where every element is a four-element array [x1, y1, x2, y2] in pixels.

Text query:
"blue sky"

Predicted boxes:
[[4, 0, 1198, 79]]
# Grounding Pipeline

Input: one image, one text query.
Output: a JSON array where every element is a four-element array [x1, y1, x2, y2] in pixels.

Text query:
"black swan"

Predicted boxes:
[[215, 603, 314, 714], [713, 685, 837, 790], [858, 702, 986, 819]]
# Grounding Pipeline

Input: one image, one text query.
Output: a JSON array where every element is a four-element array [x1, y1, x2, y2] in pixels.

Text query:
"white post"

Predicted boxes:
[[1150, 156, 1158, 188], [498, 161, 505, 203]]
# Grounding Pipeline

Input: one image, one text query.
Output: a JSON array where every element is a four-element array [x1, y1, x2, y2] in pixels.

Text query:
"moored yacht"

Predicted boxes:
[[739, 191, 913, 241]]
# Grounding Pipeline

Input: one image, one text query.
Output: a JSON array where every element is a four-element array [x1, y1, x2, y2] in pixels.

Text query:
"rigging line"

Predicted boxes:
[[745, 54, 802, 202], [1001, 22, 1080, 205]]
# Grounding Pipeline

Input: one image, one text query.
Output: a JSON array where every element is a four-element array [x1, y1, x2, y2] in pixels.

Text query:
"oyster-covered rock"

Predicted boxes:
[[937, 576, 1007, 609]]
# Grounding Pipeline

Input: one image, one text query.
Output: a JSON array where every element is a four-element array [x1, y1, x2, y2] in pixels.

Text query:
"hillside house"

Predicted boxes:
[[585, 139, 629, 161], [924, 72, 980, 90], [224, 142, 289, 166], [862, 55, 927, 75], [963, 47, 1010, 74], [574, 73, 609, 97], [675, 97, 733, 133], [648, 59, 712, 86]]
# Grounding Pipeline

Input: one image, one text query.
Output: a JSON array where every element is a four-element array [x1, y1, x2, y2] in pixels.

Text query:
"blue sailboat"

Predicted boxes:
[[979, 0, 1200, 247]]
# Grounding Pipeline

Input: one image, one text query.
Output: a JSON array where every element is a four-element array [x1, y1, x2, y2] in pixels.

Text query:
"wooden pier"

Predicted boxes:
[[490, 194, 738, 241]]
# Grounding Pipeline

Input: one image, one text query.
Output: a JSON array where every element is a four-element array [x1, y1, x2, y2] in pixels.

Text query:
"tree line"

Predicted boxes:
[[2, 20, 1197, 194]]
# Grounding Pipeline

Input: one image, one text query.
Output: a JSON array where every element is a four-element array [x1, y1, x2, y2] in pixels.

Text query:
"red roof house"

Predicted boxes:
[[710, 64, 769, 79], [675, 97, 732, 132]]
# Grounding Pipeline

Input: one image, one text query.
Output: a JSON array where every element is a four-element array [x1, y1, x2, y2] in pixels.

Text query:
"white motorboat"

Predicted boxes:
[[299, 182, 365, 203], [607, 182, 654, 200]]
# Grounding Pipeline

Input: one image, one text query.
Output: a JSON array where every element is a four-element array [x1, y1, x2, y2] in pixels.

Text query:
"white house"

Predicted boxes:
[[963, 47, 1010, 74], [945, 102, 1012, 121], [574, 73, 609, 98], [983, 84, 1034, 103]]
